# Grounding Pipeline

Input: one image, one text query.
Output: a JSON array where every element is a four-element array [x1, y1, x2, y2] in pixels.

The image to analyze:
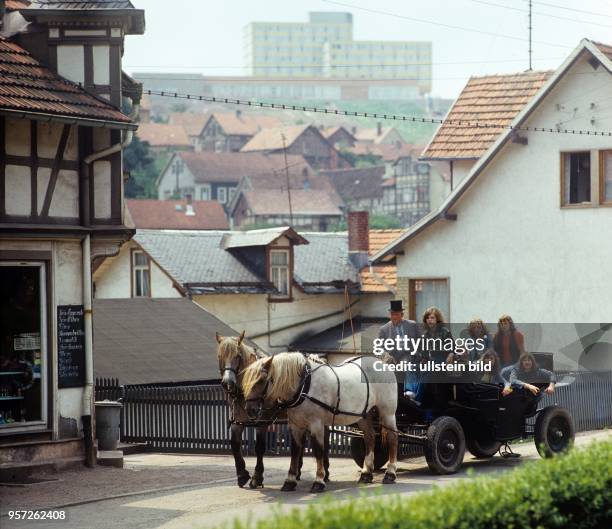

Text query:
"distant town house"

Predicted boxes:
[[241, 124, 352, 170], [136, 122, 192, 153], [199, 111, 282, 153], [94, 215, 404, 355], [156, 151, 312, 205]]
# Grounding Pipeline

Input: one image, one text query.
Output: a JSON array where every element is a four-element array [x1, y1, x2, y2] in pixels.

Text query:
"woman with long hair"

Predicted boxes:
[[421, 307, 453, 364], [460, 318, 492, 361], [478, 349, 504, 385]]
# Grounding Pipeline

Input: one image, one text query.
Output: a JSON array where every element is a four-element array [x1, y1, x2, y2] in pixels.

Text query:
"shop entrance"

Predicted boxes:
[[0, 263, 47, 429]]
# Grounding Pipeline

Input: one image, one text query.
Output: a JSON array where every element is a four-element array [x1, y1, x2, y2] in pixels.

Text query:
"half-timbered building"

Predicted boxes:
[[0, 0, 144, 471]]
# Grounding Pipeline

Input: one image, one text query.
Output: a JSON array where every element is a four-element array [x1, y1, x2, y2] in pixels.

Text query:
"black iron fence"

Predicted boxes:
[[94, 371, 612, 456]]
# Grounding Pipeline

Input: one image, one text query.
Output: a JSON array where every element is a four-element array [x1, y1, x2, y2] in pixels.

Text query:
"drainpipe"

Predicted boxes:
[[82, 234, 95, 467], [80, 103, 139, 467]]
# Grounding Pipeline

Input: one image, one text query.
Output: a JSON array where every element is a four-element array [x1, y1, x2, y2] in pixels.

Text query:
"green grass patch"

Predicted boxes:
[[224, 441, 611, 529]]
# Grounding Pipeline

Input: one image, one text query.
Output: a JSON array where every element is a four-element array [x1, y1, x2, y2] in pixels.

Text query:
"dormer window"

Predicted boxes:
[[269, 249, 291, 299]]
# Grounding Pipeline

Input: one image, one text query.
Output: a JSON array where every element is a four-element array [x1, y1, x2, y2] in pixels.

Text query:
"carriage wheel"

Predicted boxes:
[[534, 406, 574, 458], [424, 416, 465, 474], [467, 437, 501, 459], [350, 436, 389, 471]]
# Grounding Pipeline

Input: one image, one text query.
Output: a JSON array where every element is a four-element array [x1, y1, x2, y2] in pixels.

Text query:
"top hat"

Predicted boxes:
[[389, 300, 404, 312]]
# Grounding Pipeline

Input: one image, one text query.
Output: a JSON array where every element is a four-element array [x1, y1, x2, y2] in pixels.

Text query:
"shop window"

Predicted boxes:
[[131, 250, 150, 298], [0, 263, 46, 427], [269, 249, 291, 299]]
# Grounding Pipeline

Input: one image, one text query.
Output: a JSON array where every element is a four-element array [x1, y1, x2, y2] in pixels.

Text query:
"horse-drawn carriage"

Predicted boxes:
[[346, 352, 575, 475]]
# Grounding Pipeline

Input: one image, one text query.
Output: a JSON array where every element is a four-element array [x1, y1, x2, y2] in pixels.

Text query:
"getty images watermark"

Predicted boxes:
[[372, 335, 490, 373]]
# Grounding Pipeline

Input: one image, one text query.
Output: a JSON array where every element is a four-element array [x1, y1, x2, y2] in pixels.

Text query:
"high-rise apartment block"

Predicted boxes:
[[243, 12, 432, 95]]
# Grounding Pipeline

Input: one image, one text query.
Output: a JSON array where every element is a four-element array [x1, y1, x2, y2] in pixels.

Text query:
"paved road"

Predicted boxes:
[[3, 430, 610, 529]]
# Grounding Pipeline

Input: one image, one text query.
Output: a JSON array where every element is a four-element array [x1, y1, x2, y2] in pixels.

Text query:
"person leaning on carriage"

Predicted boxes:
[[501, 351, 556, 397], [377, 300, 419, 399]]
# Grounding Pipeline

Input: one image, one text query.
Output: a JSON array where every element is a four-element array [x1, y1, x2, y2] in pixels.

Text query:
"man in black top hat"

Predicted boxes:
[[378, 300, 419, 363]]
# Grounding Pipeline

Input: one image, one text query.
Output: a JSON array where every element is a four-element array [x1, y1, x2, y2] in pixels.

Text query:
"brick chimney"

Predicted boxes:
[[347, 211, 369, 269]]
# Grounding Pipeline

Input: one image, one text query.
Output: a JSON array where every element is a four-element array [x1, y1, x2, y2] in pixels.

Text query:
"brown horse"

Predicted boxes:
[[216, 332, 329, 488]]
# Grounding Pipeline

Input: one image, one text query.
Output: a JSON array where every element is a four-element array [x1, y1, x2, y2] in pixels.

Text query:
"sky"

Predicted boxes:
[[123, 0, 612, 100]]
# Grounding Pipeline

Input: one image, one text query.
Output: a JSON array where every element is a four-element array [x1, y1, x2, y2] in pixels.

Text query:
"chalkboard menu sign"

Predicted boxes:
[[57, 305, 86, 388]]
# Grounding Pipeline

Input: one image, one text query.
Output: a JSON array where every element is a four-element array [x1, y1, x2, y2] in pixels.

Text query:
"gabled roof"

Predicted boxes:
[[321, 166, 386, 201], [421, 70, 553, 160], [176, 151, 312, 185], [354, 126, 402, 144], [349, 141, 419, 162], [132, 228, 359, 294], [0, 37, 134, 128], [134, 230, 264, 286], [294, 232, 359, 286], [239, 189, 343, 216], [167, 112, 210, 137], [126, 199, 229, 230], [136, 123, 191, 148], [206, 112, 282, 136], [240, 124, 312, 152], [221, 226, 308, 249], [24, 0, 145, 34], [93, 298, 241, 384], [372, 39, 612, 262], [359, 229, 405, 293], [321, 126, 355, 141]]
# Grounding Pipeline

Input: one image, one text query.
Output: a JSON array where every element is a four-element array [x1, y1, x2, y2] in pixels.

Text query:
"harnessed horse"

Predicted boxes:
[[242, 352, 399, 492]]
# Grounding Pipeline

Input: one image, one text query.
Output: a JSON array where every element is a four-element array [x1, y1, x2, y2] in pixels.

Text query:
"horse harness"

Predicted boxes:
[[274, 356, 371, 419]]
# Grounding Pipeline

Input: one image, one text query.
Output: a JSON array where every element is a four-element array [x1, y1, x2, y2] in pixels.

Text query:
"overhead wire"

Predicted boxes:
[[129, 87, 612, 137]]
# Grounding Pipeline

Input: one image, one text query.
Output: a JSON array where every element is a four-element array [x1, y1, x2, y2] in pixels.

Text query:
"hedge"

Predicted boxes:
[[227, 441, 611, 529]]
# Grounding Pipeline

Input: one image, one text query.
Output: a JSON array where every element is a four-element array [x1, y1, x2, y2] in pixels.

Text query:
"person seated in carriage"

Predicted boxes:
[[477, 349, 505, 385], [501, 352, 556, 397]]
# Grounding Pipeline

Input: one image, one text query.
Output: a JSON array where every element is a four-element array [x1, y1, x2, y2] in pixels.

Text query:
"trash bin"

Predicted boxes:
[[95, 400, 122, 451]]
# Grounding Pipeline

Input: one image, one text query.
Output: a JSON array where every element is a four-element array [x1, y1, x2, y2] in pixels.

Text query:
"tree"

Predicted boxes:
[[123, 137, 165, 198]]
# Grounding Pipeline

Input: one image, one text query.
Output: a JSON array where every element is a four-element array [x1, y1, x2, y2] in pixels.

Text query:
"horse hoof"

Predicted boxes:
[[383, 472, 397, 484], [281, 480, 297, 492], [249, 475, 264, 489], [237, 471, 251, 488], [310, 482, 326, 493], [358, 473, 373, 484]]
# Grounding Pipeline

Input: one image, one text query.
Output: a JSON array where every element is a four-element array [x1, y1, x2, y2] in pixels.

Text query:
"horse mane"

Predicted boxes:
[[242, 352, 306, 402], [217, 335, 259, 367]]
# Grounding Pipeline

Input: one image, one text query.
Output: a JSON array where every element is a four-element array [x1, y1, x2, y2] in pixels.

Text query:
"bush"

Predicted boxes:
[[227, 441, 611, 529]]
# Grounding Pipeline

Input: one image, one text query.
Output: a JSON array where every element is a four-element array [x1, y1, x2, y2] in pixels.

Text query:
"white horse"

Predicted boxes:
[[242, 352, 399, 492]]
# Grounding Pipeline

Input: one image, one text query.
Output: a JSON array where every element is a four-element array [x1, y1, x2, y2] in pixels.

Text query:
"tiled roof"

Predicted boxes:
[[133, 229, 358, 290], [126, 199, 229, 230], [241, 189, 343, 216], [321, 126, 355, 141], [134, 230, 263, 286], [136, 123, 191, 147], [360, 230, 405, 293], [179, 152, 312, 185], [422, 70, 553, 160], [93, 298, 240, 385], [167, 112, 210, 136], [28, 0, 135, 8], [354, 126, 401, 144], [368, 229, 405, 255], [295, 232, 359, 285], [210, 112, 282, 136], [321, 166, 386, 201], [240, 124, 311, 152], [0, 37, 132, 126]]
